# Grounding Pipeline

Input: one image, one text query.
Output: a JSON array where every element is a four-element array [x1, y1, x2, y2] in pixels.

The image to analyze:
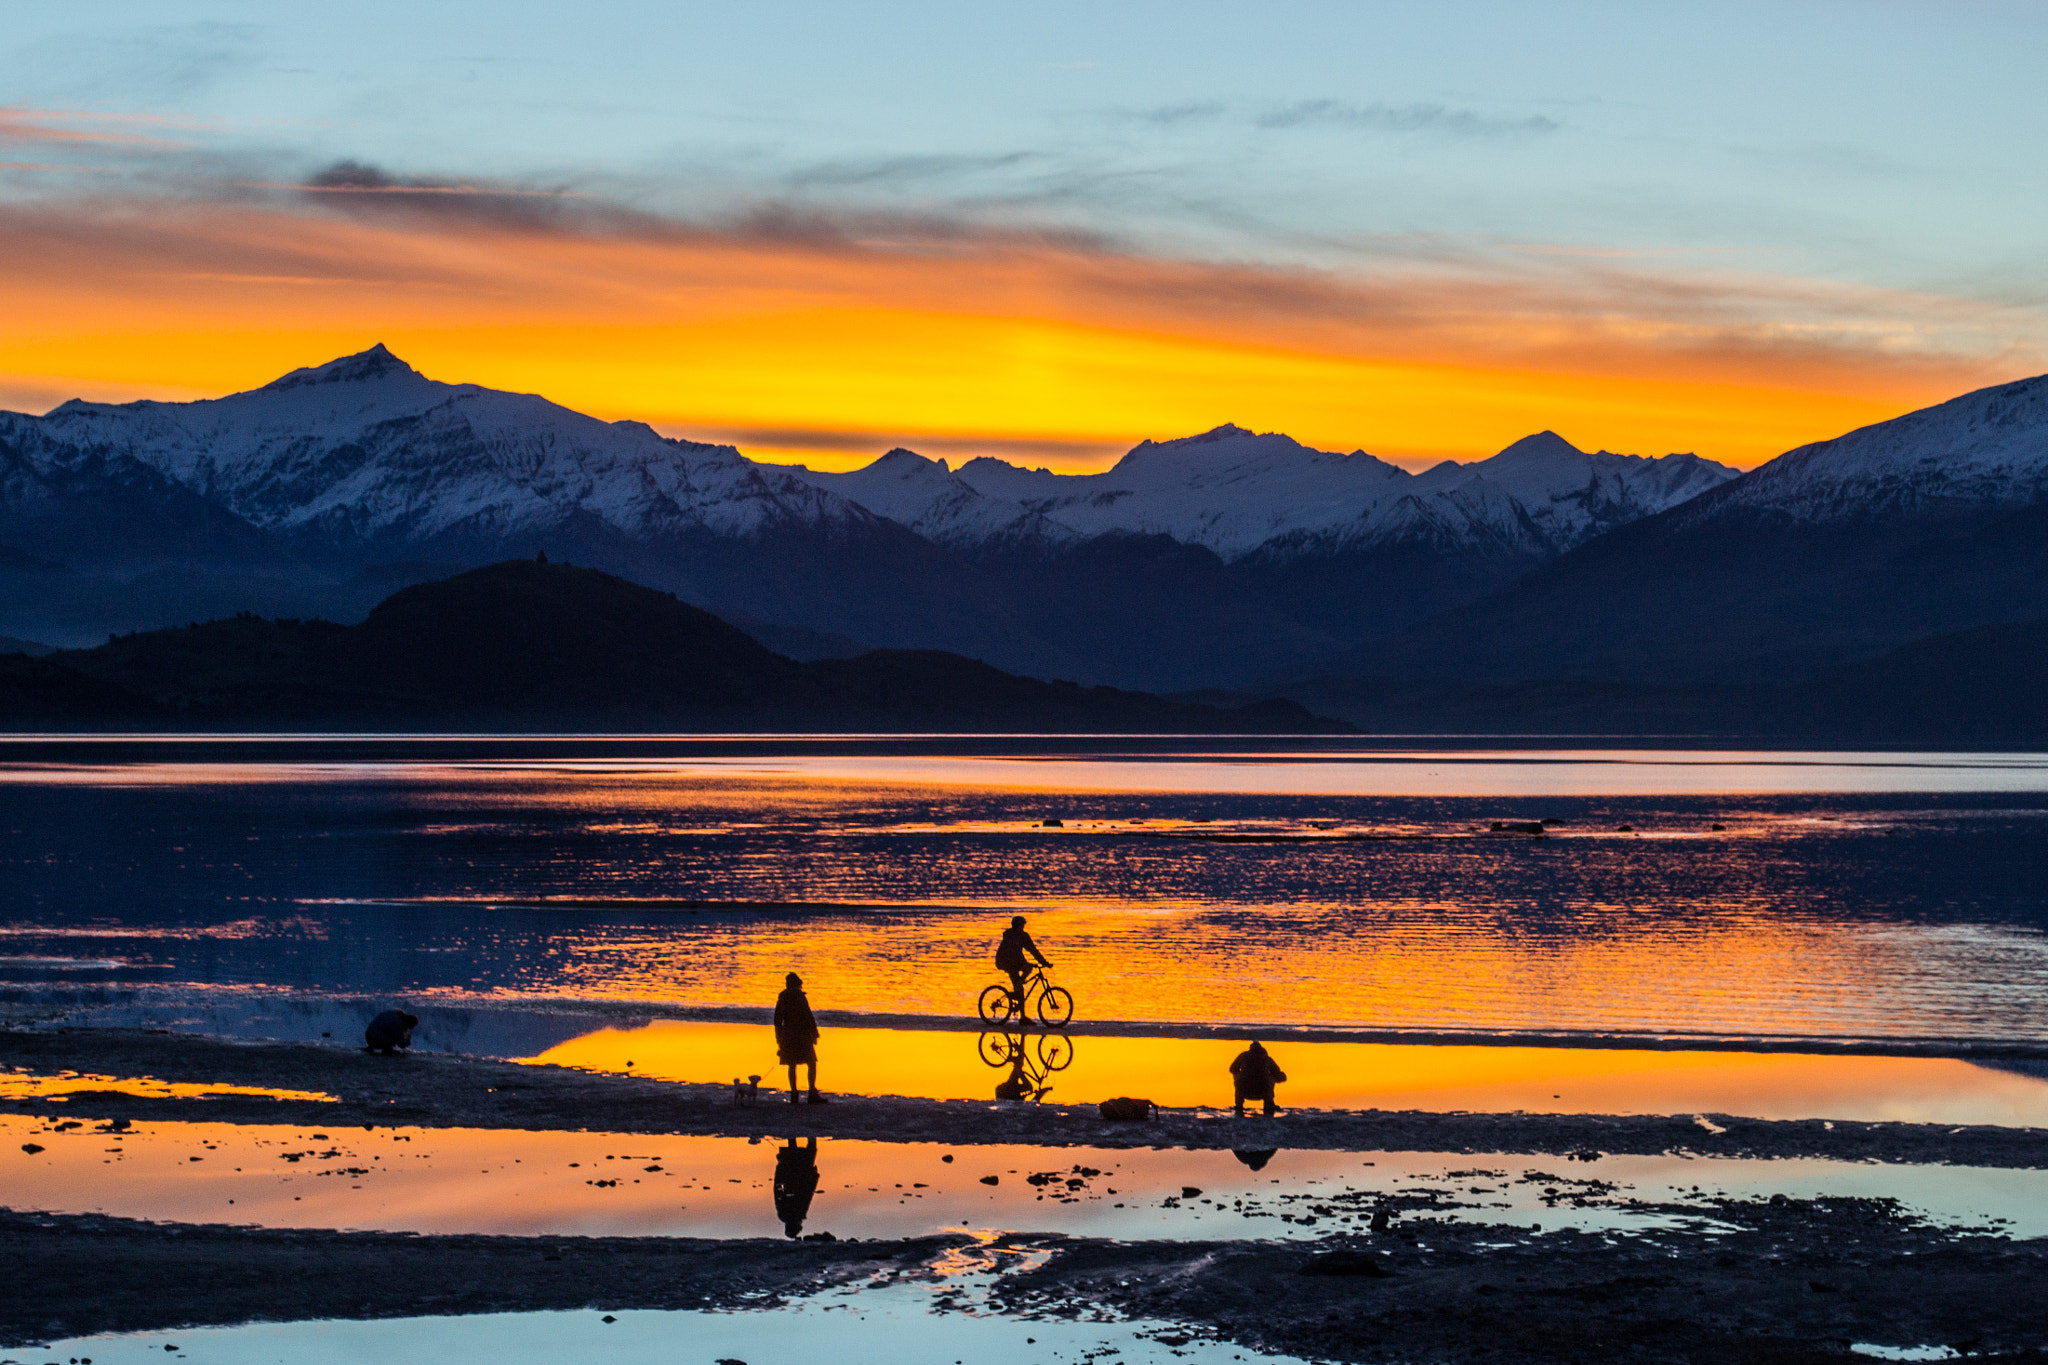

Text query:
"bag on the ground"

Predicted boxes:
[[1099, 1096, 1156, 1121]]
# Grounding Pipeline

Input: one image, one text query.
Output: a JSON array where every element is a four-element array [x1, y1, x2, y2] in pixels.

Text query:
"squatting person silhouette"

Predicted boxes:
[[774, 972, 827, 1104], [363, 1008, 420, 1056], [995, 915, 1052, 1007], [1230, 1039, 1288, 1117], [773, 1136, 820, 1237]]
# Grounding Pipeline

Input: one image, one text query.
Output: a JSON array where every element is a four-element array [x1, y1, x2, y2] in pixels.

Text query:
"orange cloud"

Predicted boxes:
[[0, 193, 2034, 471]]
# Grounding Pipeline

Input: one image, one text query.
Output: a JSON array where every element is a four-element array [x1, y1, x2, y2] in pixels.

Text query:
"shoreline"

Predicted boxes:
[[8, 1029, 2047, 1167], [13, 989, 2048, 1062]]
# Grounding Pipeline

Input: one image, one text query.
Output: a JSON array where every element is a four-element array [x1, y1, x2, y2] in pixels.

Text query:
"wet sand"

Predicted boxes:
[[0, 1206, 956, 1346], [9, 1027, 2048, 1360], [7, 1029, 2048, 1169], [9, 1198, 2047, 1360], [997, 1197, 2048, 1363]]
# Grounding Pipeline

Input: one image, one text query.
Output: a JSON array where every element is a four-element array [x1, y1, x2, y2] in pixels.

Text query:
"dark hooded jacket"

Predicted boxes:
[[1229, 1043, 1286, 1098], [775, 986, 819, 1064]]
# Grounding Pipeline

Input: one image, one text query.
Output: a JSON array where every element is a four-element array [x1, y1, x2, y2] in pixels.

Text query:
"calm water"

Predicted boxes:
[[4, 738, 2046, 1044]]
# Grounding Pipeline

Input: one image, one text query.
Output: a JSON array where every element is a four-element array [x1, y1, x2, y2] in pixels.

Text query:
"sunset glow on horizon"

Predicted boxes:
[[0, 197, 2021, 473]]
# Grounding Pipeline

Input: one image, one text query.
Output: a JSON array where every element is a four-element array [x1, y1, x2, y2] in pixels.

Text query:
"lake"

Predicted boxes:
[[4, 737, 2046, 1046]]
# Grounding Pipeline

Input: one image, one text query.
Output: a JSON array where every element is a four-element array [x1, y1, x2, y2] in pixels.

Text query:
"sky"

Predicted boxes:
[[3, 0, 2044, 472]]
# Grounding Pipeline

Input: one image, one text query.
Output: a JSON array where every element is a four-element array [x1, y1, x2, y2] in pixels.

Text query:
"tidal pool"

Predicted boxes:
[[529, 1019, 2048, 1127], [6, 1115, 2041, 1241], [32, 1277, 1308, 1365]]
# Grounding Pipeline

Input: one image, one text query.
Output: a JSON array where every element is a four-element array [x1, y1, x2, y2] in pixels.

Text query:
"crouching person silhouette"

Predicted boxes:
[[364, 1009, 420, 1056], [1230, 1039, 1287, 1116], [775, 972, 827, 1104]]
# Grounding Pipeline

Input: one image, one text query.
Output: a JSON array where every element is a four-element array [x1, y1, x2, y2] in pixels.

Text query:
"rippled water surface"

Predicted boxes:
[[4, 738, 2045, 1043]]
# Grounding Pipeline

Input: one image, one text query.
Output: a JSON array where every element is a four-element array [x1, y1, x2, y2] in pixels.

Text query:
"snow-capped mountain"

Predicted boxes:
[[1338, 370, 2048, 688], [785, 424, 1736, 561], [787, 447, 1076, 550], [1689, 372, 2048, 524], [0, 345, 878, 559]]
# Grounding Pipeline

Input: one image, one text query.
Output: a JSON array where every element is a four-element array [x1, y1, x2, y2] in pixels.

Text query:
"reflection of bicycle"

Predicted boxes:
[[977, 1030, 1074, 1102], [977, 966, 1074, 1028]]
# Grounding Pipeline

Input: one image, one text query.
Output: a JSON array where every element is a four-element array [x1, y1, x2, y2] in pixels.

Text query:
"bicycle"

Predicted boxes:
[[976, 1029, 1074, 1102], [976, 1030, 1076, 1074], [976, 965, 1074, 1028]]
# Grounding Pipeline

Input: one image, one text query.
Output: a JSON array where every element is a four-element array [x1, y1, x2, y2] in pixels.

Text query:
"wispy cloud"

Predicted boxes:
[[1103, 101, 1229, 129], [0, 106, 190, 148], [1254, 100, 1558, 136], [0, 150, 2037, 470]]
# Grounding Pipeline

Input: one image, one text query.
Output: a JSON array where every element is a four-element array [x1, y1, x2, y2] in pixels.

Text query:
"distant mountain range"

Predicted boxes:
[[0, 345, 1731, 689], [0, 560, 1346, 733], [1, 345, 2042, 735], [1318, 373, 2048, 689]]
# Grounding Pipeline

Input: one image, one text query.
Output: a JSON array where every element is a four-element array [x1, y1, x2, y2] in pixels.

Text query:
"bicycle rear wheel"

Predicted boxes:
[[977, 983, 1018, 1026], [1036, 984, 1074, 1028], [977, 1032, 1014, 1067]]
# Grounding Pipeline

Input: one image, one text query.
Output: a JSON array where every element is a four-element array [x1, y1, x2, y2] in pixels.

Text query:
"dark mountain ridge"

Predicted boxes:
[[1, 560, 1348, 733]]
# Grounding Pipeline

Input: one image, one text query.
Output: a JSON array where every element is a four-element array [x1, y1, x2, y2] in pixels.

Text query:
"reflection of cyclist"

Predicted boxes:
[[773, 1137, 819, 1238], [995, 915, 1052, 1005], [995, 1046, 1033, 1101]]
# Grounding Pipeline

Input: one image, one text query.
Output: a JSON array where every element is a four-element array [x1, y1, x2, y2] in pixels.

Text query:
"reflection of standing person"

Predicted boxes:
[[1229, 1040, 1287, 1117], [775, 972, 826, 1104], [773, 1137, 820, 1238], [995, 916, 1051, 1004]]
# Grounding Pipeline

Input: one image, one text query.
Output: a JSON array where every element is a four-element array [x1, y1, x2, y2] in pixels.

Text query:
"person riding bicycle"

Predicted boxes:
[[995, 915, 1052, 1007]]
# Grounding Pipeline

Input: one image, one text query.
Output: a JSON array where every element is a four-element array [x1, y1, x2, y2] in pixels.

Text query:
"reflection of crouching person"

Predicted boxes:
[[1230, 1040, 1286, 1117], [365, 1009, 420, 1055]]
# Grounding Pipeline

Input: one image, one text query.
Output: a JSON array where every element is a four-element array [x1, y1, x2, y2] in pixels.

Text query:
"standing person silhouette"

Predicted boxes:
[[774, 972, 826, 1104], [773, 1137, 820, 1237], [995, 915, 1052, 1010]]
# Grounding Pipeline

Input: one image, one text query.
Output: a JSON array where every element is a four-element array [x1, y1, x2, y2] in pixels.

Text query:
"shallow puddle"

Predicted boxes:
[[529, 1019, 2048, 1128], [6, 1114, 2040, 1242], [29, 1277, 1306, 1365], [0, 1067, 335, 1105]]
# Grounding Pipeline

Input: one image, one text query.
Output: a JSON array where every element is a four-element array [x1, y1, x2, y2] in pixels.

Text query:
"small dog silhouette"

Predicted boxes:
[[733, 1074, 762, 1105]]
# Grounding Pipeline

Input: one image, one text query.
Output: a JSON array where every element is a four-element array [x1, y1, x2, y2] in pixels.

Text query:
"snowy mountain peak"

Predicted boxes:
[[1112, 424, 1377, 482], [0, 347, 879, 552], [262, 343, 420, 392], [1488, 431, 1585, 465], [872, 447, 951, 475], [1704, 372, 2048, 522]]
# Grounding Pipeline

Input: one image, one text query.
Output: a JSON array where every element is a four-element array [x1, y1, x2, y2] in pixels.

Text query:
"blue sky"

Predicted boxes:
[[3, 0, 2043, 467]]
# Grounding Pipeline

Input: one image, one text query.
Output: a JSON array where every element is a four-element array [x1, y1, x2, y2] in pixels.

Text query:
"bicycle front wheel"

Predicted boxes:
[[1035, 1032, 1074, 1072], [977, 983, 1018, 1026], [1036, 985, 1074, 1028]]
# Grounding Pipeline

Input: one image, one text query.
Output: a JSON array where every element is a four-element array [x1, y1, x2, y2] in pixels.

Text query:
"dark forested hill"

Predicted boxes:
[[3, 560, 1348, 733]]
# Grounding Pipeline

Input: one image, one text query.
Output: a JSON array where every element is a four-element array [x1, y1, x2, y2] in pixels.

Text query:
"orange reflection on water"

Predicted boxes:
[[498, 896, 1954, 1045], [525, 1022, 2048, 1127], [0, 1069, 336, 1104]]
